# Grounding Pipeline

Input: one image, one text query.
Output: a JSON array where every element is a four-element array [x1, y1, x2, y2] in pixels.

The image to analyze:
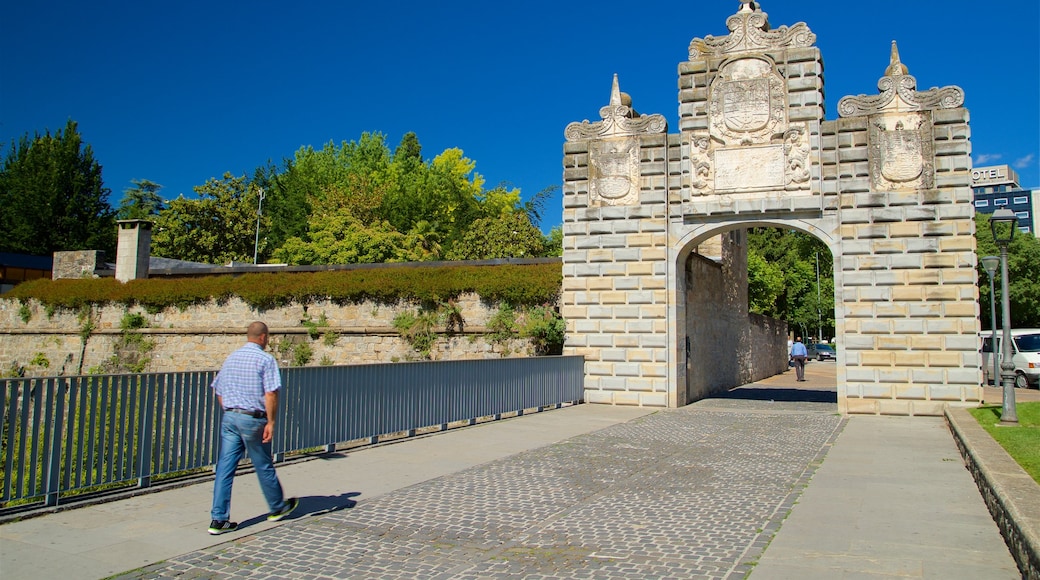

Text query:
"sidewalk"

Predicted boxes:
[[0, 364, 1026, 579], [0, 403, 655, 579]]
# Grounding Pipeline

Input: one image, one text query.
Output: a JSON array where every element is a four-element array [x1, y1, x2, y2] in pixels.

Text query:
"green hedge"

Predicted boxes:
[[3, 262, 563, 312]]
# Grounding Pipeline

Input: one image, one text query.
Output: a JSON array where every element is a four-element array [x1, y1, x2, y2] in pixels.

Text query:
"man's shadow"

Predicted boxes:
[[236, 492, 360, 530]]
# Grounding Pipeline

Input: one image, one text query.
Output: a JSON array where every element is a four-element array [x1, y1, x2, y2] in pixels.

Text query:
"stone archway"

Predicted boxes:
[[560, 2, 981, 415]]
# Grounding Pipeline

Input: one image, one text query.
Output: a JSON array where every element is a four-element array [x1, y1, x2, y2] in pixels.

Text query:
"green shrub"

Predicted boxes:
[[18, 302, 31, 323], [302, 312, 329, 340], [521, 306, 566, 355], [486, 305, 517, 343], [291, 342, 313, 367], [2, 262, 562, 313], [120, 312, 148, 331], [393, 309, 439, 358]]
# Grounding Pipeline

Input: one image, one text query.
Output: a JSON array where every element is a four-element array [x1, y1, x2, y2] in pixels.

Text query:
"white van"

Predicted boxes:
[[980, 329, 1040, 388]]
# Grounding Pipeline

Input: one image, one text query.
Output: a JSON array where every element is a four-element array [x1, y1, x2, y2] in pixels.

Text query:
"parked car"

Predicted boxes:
[[809, 343, 835, 361], [980, 329, 1040, 388]]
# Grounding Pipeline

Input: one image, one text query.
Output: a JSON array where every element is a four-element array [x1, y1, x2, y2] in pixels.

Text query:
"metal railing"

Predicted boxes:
[[0, 356, 584, 509]]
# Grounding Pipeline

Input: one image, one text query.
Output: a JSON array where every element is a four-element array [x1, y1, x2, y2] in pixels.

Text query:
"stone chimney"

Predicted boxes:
[[115, 219, 153, 282]]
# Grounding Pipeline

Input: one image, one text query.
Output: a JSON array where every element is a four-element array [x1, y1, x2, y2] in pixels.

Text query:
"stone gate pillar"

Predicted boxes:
[[830, 43, 980, 414], [562, 76, 673, 406]]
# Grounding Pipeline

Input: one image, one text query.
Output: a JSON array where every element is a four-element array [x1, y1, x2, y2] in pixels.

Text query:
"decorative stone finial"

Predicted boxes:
[[739, 1, 759, 13], [564, 75, 666, 141], [609, 73, 622, 106], [837, 42, 964, 117], [885, 41, 909, 76], [689, 2, 814, 58]]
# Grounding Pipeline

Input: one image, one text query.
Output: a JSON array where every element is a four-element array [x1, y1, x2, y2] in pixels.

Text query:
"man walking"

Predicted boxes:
[[208, 321, 298, 534], [790, 336, 808, 382]]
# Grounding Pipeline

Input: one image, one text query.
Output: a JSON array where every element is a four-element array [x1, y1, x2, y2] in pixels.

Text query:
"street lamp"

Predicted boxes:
[[979, 255, 1000, 388], [990, 208, 1018, 425], [253, 187, 266, 265]]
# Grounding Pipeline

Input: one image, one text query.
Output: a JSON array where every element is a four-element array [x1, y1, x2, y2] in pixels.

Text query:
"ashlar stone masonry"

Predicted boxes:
[[563, 1, 979, 415]]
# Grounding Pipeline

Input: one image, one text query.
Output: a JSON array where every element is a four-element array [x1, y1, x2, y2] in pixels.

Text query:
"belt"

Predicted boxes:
[[224, 408, 267, 419]]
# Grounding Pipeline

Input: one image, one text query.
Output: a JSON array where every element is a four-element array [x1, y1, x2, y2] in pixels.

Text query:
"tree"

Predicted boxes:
[[151, 173, 265, 264], [747, 247, 785, 315], [975, 213, 1040, 328], [446, 211, 545, 260], [543, 225, 563, 258], [394, 132, 422, 165], [746, 228, 834, 339], [272, 210, 424, 265], [0, 120, 116, 256], [117, 179, 165, 220]]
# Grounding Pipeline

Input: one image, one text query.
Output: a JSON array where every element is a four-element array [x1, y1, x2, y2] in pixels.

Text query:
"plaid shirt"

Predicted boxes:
[[211, 342, 281, 412]]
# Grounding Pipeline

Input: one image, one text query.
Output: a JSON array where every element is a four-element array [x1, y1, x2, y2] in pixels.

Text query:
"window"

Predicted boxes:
[[974, 199, 989, 207], [1014, 196, 1028, 204], [994, 198, 1008, 206], [1016, 211, 1029, 220]]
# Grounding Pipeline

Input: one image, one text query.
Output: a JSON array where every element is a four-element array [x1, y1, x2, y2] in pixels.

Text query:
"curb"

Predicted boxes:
[[946, 406, 1040, 580]]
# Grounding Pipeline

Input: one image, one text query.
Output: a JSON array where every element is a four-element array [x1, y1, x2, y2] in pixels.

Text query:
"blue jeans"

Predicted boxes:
[[210, 411, 287, 521]]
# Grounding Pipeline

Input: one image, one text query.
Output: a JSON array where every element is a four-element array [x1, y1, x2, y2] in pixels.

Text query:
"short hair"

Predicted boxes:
[[247, 321, 268, 340]]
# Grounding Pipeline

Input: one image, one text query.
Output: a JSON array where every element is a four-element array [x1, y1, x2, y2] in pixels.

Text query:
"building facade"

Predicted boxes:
[[971, 164, 1039, 236]]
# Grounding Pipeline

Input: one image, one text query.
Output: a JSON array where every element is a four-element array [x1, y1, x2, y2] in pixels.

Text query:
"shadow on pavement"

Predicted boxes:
[[237, 492, 360, 531], [714, 387, 837, 404]]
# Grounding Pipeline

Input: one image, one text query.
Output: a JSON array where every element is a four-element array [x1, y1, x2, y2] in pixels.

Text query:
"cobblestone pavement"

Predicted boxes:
[[116, 398, 843, 580]]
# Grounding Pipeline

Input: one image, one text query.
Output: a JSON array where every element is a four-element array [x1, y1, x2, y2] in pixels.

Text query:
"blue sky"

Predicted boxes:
[[2, 1, 1037, 233]]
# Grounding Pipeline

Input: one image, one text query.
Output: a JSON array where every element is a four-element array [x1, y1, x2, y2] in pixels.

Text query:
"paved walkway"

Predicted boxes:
[[0, 363, 1025, 579]]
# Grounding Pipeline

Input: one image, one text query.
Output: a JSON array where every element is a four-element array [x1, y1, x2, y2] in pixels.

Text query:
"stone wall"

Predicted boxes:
[[684, 239, 788, 402], [0, 294, 535, 377], [52, 250, 104, 280]]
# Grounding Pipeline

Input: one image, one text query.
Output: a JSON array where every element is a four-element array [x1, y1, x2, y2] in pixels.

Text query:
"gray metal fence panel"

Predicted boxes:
[[0, 356, 584, 509]]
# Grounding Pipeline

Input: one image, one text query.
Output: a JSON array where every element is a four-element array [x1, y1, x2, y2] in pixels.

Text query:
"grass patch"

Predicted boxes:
[[969, 402, 1040, 484]]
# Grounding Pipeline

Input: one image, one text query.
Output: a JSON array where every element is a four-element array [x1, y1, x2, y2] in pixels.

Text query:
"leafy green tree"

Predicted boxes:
[[382, 148, 483, 252], [394, 132, 422, 165], [273, 210, 424, 265], [542, 225, 563, 258], [151, 173, 265, 264], [251, 161, 308, 258], [523, 185, 559, 229], [975, 213, 1040, 328], [117, 179, 165, 220], [747, 247, 785, 315], [746, 228, 834, 340], [0, 120, 116, 256], [447, 211, 545, 260]]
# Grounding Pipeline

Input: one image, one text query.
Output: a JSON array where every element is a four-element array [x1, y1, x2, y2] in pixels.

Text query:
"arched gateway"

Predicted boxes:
[[561, 1, 980, 415]]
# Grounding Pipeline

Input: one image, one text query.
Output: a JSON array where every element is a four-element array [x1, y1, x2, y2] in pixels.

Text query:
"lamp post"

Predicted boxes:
[[980, 255, 1000, 387], [990, 208, 1018, 425], [253, 187, 266, 265], [815, 252, 822, 342]]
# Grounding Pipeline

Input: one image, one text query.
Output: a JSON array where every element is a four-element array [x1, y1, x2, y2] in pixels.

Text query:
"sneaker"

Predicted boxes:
[[268, 497, 299, 522], [208, 520, 238, 535]]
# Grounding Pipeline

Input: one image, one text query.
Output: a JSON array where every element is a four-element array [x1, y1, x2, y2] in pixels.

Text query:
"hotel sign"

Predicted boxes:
[[971, 164, 1018, 187]]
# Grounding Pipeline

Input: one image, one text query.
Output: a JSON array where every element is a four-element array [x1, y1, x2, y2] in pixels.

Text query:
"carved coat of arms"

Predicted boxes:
[[723, 79, 771, 133], [709, 57, 786, 146], [590, 139, 640, 206], [869, 113, 933, 191], [879, 122, 923, 182]]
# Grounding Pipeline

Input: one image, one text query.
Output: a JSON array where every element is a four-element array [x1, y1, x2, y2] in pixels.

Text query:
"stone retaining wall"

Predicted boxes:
[[946, 407, 1040, 580], [0, 294, 535, 376]]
